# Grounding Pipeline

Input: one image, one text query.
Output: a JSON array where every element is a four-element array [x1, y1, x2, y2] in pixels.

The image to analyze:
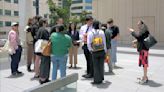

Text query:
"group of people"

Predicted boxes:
[[80, 16, 120, 84], [2, 15, 151, 85]]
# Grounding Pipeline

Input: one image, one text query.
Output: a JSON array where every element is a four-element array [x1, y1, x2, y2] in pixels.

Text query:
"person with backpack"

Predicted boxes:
[[87, 21, 107, 84], [128, 20, 150, 84]]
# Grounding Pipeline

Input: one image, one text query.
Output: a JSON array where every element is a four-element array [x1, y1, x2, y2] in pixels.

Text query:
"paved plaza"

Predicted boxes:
[[0, 46, 164, 92]]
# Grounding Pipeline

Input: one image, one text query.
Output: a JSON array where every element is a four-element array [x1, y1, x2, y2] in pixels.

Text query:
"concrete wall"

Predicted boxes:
[[92, 0, 164, 46]]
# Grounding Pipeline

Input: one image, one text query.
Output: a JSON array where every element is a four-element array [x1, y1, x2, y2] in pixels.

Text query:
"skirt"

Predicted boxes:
[[139, 50, 149, 67]]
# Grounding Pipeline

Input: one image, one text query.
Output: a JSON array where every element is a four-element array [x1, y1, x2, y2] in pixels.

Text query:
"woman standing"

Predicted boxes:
[[25, 18, 34, 72], [128, 20, 149, 84], [36, 19, 51, 84], [87, 21, 107, 84], [67, 23, 80, 68]]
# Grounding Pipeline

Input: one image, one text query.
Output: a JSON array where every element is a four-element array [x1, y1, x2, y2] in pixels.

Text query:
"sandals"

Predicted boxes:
[[137, 77, 148, 84]]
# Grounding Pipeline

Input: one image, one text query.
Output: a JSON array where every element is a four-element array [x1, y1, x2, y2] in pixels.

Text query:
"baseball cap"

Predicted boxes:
[[11, 22, 19, 26]]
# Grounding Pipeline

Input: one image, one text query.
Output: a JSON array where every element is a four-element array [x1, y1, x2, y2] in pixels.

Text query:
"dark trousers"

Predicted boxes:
[[40, 56, 51, 79], [92, 50, 105, 83], [83, 44, 93, 76], [10, 45, 22, 73]]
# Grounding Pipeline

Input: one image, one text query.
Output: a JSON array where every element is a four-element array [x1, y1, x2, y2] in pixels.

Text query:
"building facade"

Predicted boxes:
[[92, 0, 164, 46], [71, 0, 92, 16], [0, 0, 19, 39]]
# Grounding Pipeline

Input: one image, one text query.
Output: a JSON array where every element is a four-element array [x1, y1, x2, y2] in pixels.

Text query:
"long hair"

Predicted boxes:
[[68, 22, 77, 32]]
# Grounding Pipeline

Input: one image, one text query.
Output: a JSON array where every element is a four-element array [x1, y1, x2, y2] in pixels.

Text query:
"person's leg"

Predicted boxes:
[[92, 53, 98, 82], [83, 45, 90, 74], [69, 46, 73, 68], [16, 46, 22, 72], [108, 49, 113, 72], [143, 50, 149, 80], [51, 56, 58, 80], [40, 56, 51, 83], [99, 51, 105, 81], [34, 55, 40, 77], [27, 44, 33, 71], [11, 53, 17, 74], [73, 46, 78, 68], [59, 55, 68, 78], [111, 39, 117, 66]]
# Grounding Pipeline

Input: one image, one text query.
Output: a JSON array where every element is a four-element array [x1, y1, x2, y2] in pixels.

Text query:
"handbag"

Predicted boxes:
[[2, 39, 15, 54], [34, 39, 48, 53], [42, 41, 51, 56], [143, 34, 157, 49]]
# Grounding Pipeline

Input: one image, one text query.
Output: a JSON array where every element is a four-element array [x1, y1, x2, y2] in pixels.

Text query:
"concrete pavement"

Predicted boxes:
[[0, 46, 164, 92]]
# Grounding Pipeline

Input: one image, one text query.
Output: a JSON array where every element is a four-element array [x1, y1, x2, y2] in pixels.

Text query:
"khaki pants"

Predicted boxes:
[[69, 45, 78, 65], [27, 44, 33, 66]]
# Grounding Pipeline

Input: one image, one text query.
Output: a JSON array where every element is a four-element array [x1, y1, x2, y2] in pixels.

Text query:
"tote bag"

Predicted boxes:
[[143, 34, 157, 49], [34, 39, 48, 53], [42, 42, 51, 56]]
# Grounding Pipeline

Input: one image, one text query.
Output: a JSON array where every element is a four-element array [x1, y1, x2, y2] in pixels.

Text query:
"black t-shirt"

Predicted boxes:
[[110, 25, 119, 39]]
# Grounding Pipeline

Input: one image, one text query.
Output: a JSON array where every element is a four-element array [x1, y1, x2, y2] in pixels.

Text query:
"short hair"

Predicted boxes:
[[93, 21, 100, 30], [56, 24, 64, 32], [107, 18, 113, 24], [86, 16, 93, 21]]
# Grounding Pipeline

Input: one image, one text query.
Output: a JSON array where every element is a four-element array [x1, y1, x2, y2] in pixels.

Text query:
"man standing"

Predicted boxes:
[[8, 22, 22, 76], [79, 16, 93, 78], [107, 18, 120, 67]]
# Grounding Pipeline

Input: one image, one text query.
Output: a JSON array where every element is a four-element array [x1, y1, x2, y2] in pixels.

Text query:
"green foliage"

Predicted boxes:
[[47, 0, 72, 25]]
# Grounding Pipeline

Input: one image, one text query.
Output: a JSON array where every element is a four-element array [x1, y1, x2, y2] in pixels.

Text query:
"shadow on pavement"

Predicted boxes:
[[104, 72, 115, 75], [142, 80, 163, 87], [94, 80, 112, 89], [5, 73, 24, 78], [67, 66, 82, 70], [114, 65, 124, 69]]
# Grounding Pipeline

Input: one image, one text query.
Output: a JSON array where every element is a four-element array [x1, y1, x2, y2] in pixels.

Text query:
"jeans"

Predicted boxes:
[[10, 45, 22, 73], [51, 54, 68, 80], [110, 39, 117, 64]]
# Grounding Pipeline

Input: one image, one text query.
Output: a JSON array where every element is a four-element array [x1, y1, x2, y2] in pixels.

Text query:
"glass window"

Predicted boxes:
[[0, 21, 3, 27], [71, 6, 83, 10], [14, 0, 18, 4], [4, 0, 11, 3], [5, 21, 11, 27], [5, 10, 11, 16], [85, 0, 92, 3], [14, 11, 19, 16], [0, 9, 3, 15], [85, 6, 92, 10], [72, 0, 83, 4]]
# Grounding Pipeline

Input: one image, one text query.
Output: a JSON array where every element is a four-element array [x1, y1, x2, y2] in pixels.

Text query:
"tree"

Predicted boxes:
[[47, 0, 72, 25]]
